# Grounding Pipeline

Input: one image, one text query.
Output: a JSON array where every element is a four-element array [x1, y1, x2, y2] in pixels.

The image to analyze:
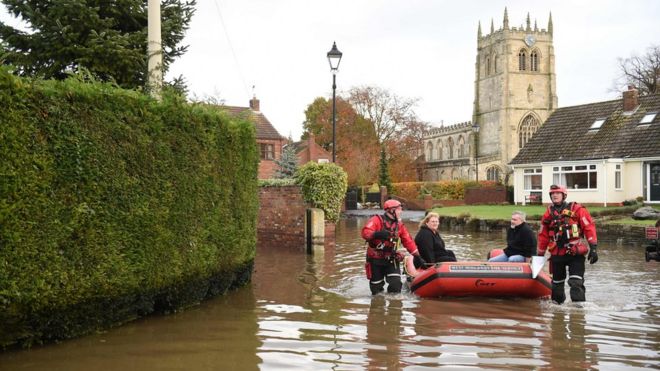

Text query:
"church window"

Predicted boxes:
[[486, 57, 491, 75], [530, 50, 539, 71], [493, 53, 498, 73], [487, 166, 501, 182], [458, 135, 465, 157], [437, 140, 443, 160], [518, 114, 541, 149], [447, 137, 454, 159], [518, 49, 526, 71], [426, 141, 434, 161]]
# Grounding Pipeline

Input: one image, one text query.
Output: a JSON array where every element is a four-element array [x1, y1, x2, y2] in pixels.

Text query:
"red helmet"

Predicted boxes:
[[383, 199, 402, 210], [548, 184, 567, 198]]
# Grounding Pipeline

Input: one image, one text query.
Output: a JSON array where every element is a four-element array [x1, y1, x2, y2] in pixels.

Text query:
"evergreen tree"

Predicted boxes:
[[378, 146, 392, 193], [274, 144, 299, 179], [0, 0, 195, 90]]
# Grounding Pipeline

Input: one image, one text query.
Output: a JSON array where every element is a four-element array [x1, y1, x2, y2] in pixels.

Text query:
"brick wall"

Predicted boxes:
[[465, 187, 508, 205], [257, 138, 284, 179], [258, 186, 307, 248]]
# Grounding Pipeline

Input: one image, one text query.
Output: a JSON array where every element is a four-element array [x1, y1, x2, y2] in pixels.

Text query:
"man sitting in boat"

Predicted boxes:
[[488, 211, 536, 262], [413, 212, 456, 269], [361, 199, 425, 295]]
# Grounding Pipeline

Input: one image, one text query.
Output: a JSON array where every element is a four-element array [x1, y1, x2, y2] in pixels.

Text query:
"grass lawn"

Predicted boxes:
[[605, 218, 659, 226], [430, 204, 658, 221]]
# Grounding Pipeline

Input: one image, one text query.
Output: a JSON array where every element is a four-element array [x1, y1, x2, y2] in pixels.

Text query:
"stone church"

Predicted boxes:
[[420, 9, 557, 184]]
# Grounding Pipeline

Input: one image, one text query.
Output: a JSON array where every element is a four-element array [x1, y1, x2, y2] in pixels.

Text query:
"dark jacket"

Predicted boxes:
[[505, 222, 537, 257], [414, 225, 456, 264]]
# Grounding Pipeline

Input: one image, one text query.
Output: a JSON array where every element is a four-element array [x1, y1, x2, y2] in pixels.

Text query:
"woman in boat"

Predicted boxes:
[[413, 212, 456, 269]]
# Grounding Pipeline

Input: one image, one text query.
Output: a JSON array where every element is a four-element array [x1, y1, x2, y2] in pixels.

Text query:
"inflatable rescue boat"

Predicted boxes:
[[404, 255, 551, 299]]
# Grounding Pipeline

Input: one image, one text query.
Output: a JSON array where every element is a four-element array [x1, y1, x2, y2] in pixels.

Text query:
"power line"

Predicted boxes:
[[213, 0, 251, 100]]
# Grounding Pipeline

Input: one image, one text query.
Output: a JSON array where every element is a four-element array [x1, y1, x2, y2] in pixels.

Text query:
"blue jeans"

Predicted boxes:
[[488, 253, 526, 262]]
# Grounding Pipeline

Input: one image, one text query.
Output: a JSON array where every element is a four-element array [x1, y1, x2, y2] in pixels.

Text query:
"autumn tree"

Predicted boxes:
[[0, 0, 195, 90], [302, 96, 380, 186], [348, 86, 420, 145], [613, 44, 660, 95]]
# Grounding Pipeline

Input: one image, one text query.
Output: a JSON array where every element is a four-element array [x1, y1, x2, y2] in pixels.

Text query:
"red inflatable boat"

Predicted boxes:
[[404, 255, 551, 299]]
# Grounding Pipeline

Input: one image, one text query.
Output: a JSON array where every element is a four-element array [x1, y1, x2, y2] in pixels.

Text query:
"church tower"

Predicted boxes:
[[472, 8, 557, 183]]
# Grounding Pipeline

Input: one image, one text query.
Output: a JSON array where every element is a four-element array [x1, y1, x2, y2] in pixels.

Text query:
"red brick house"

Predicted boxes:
[[289, 133, 331, 165], [223, 97, 285, 179]]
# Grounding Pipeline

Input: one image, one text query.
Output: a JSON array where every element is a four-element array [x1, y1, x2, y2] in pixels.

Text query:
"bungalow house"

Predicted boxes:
[[510, 86, 660, 205], [223, 96, 285, 179], [288, 133, 331, 165]]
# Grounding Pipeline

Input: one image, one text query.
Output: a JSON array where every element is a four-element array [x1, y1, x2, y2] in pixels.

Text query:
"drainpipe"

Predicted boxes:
[[602, 159, 607, 207]]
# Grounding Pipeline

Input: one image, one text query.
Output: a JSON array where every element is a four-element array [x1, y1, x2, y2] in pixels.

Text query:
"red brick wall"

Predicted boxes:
[[465, 187, 507, 205], [258, 138, 284, 179], [258, 186, 307, 248]]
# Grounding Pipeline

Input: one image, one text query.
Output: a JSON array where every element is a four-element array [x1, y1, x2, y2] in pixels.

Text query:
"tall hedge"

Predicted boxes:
[[0, 69, 259, 347]]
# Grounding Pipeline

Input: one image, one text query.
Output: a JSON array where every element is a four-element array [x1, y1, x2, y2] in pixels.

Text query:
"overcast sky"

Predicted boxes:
[[3, 1, 659, 141]]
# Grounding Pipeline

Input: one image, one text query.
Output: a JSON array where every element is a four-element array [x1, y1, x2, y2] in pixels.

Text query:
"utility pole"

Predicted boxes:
[[148, 0, 163, 100]]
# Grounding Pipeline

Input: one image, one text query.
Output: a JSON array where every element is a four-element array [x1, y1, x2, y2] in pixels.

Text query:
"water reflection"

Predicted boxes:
[[1, 218, 658, 370]]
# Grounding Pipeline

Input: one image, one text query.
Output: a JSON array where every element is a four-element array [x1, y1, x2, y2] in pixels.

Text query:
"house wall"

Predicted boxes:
[[513, 159, 649, 205], [258, 138, 284, 179]]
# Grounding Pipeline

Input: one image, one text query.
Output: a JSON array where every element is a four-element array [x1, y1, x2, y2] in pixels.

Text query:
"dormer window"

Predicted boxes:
[[640, 112, 657, 124], [589, 118, 606, 130]]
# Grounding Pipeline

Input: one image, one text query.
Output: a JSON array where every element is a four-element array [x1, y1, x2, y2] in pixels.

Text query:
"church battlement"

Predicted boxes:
[[477, 7, 553, 44], [428, 121, 472, 136]]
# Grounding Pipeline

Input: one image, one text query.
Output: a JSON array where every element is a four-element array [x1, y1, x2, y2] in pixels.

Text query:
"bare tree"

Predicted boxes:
[[348, 86, 419, 145], [614, 45, 660, 95]]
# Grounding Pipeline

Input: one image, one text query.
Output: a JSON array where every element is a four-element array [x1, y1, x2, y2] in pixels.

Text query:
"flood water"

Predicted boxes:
[[1, 216, 659, 370]]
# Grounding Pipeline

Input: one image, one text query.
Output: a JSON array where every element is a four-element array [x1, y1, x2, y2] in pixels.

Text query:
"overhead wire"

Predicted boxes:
[[213, 0, 251, 100]]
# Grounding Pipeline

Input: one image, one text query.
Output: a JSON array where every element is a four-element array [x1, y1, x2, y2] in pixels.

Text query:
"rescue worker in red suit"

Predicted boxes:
[[538, 185, 599, 304], [361, 199, 425, 295]]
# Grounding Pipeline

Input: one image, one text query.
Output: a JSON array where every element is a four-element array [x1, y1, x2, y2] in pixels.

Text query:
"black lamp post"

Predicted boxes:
[[327, 42, 342, 163], [472, 122, 480, 182]]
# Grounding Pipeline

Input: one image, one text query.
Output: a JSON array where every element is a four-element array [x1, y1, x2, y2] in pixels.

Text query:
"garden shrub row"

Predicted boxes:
[[0, 68, 259, 347]]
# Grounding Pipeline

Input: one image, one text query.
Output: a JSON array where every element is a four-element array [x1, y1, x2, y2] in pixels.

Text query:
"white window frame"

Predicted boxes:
[[640, 112, 657, 124], [589, 118, 606, 130], [614, 164, 622, 190], [552, 164, 598, 190], [523, 168, 542, 191]]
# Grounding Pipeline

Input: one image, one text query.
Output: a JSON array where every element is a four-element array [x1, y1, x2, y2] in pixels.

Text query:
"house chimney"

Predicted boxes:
[[622, 85, 639, 112], [249, 95, 260, 111]]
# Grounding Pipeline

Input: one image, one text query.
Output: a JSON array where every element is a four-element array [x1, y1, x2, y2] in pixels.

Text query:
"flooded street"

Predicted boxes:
[[1, 216, 659, 370]]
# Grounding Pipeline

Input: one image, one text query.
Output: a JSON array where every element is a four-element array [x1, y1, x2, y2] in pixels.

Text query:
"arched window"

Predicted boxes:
[[518, 114, 541, 149], [518, 49, 526, 71], [487, 166, 501, 182], [451, 168, 458, 180], [493, 53, 498, 73], [437, 139, 443, 160], [486, 56, 491, 75], [426, 141, 434, 161], [530, 50, 539, 71], [457, 135, 465, 157], [447, 137, 454, 159]]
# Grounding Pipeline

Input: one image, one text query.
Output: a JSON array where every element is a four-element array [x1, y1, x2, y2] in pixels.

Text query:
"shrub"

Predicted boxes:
[[295, 162, 348, 222]]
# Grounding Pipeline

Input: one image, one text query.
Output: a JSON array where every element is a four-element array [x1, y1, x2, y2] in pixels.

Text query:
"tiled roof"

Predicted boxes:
[[221, 106, 283, 140], [510, 94, 660, 165]]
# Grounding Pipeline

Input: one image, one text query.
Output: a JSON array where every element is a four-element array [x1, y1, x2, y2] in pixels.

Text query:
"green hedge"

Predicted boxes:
[[0, 69, 259, 347], [295, 163, 347, 223]]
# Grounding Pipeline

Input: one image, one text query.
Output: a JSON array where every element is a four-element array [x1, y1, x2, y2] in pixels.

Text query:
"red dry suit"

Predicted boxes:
[[538, 202, 597, 257], [361, 214, 419, 260]]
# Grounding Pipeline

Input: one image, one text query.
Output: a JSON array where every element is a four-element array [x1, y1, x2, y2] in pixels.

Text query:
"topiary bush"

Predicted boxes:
[[295, 162, 347, 222]]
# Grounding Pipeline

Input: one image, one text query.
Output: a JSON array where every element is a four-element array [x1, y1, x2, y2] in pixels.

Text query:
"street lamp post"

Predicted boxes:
[[327, 42, 343, 163], [472, 122, 480, 182]]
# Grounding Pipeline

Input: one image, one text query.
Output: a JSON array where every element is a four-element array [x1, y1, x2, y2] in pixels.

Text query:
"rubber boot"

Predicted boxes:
[[386, 275, 402, 293], [568, 277, 586, 302], [370, 280, 385, 295], [552, 282, 566, 304]]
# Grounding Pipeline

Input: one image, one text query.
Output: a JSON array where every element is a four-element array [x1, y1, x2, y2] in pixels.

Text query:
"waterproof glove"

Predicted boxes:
[[416, 255, 428, 267], [587, 244, 598, 264], [372, 230, 390, 240]]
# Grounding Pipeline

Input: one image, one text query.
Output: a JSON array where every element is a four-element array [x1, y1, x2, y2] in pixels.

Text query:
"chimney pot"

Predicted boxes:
[[622, 86, 639, 112]]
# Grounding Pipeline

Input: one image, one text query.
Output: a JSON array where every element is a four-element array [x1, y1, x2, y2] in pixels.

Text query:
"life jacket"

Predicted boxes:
[[543, 202, 588, 255], [366, 215, 401, 260]]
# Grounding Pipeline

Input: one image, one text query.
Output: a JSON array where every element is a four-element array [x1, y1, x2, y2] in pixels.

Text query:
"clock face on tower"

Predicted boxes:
[[524, 34, 536, 47]]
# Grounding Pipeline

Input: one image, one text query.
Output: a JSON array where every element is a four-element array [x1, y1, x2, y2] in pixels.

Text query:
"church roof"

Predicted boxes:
[[221, 106, 283, 141], [510, 93, 660, 165]]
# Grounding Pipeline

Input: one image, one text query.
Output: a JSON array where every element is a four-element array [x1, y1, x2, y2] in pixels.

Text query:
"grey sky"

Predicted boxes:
[[3, 1, 659, 141]]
